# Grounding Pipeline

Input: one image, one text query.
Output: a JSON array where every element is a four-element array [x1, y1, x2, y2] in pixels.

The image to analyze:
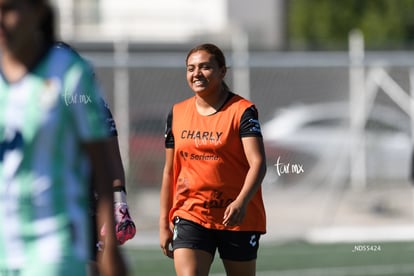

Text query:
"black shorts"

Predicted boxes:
[[172, 217, 261, 261]]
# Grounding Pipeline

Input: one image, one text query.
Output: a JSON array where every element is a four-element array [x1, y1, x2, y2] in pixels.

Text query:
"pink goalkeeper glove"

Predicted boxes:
[[101, 190, 136, 245], [113, 201, 136, 244]]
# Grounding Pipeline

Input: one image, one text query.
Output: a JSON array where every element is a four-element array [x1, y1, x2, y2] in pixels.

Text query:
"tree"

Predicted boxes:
[[288, 0, 414, 50]]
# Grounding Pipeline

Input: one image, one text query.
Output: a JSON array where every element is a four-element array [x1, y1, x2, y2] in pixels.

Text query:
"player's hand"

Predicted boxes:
[[100, 202, 136, 245], [159, 226, 174, 258], [223, 199, 247, 227], [113, 202, 136, 244]]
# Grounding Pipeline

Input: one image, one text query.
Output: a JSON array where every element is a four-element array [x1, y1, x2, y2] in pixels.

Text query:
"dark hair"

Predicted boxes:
[[41, 3, 56, 46], [186, 43, 230, 92], [26, 0, 56, 46]]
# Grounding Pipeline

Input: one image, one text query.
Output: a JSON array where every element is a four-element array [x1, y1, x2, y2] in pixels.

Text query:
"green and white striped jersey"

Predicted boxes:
[[0, 45, 109, 274]]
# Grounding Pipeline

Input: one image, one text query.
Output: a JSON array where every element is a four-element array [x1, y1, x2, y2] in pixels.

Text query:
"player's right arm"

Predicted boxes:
[[159, 147, 174, 258]]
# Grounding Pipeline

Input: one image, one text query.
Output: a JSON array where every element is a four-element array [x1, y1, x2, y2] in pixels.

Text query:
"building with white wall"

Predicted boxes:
[[51, 0, 286, 50]]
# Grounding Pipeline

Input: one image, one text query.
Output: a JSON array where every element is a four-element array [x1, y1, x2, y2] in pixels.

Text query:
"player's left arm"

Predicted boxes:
[[107, 135, 137, 245], [84, 139, 127, 276], [223, 106, 266, 227], [223, 136, 266, 226], [99, 95, 136, 245], [108, 135, 125, 188]]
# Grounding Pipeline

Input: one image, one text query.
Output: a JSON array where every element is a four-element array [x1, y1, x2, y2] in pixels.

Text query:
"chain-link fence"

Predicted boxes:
[[80, 48, 414, 243], [83, 49, 414, 189]]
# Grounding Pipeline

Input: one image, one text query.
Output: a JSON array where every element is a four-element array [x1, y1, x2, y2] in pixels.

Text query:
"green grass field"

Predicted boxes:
[[123, 241, 414, 276]]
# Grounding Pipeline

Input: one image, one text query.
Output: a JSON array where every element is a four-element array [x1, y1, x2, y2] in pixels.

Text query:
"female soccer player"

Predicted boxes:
[[159, 43, 267, 276], [53, 41, 136, 250], [0, 1, 126, 275]]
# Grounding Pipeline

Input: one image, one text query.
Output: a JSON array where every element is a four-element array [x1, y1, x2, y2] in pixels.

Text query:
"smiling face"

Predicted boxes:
[[186, 50, 227, 95]]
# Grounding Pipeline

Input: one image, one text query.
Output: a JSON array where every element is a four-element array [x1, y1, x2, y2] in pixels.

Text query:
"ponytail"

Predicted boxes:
[[222, 81, 231, 92]]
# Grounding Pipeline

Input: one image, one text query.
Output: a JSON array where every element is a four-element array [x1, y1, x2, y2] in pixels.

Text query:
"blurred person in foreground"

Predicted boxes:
[[159, 43, 267, 276], [53, 42, 136, 267], [0, 0, 126, 275]]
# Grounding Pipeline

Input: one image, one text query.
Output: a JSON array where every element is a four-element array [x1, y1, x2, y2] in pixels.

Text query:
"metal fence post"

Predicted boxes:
[[349, 29, 367, 189], [114, 39, 130, 176], [232, 27, 250, 100]]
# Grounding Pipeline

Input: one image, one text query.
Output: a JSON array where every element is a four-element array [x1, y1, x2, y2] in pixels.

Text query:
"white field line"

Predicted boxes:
[[210, 263, 414, 276]]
